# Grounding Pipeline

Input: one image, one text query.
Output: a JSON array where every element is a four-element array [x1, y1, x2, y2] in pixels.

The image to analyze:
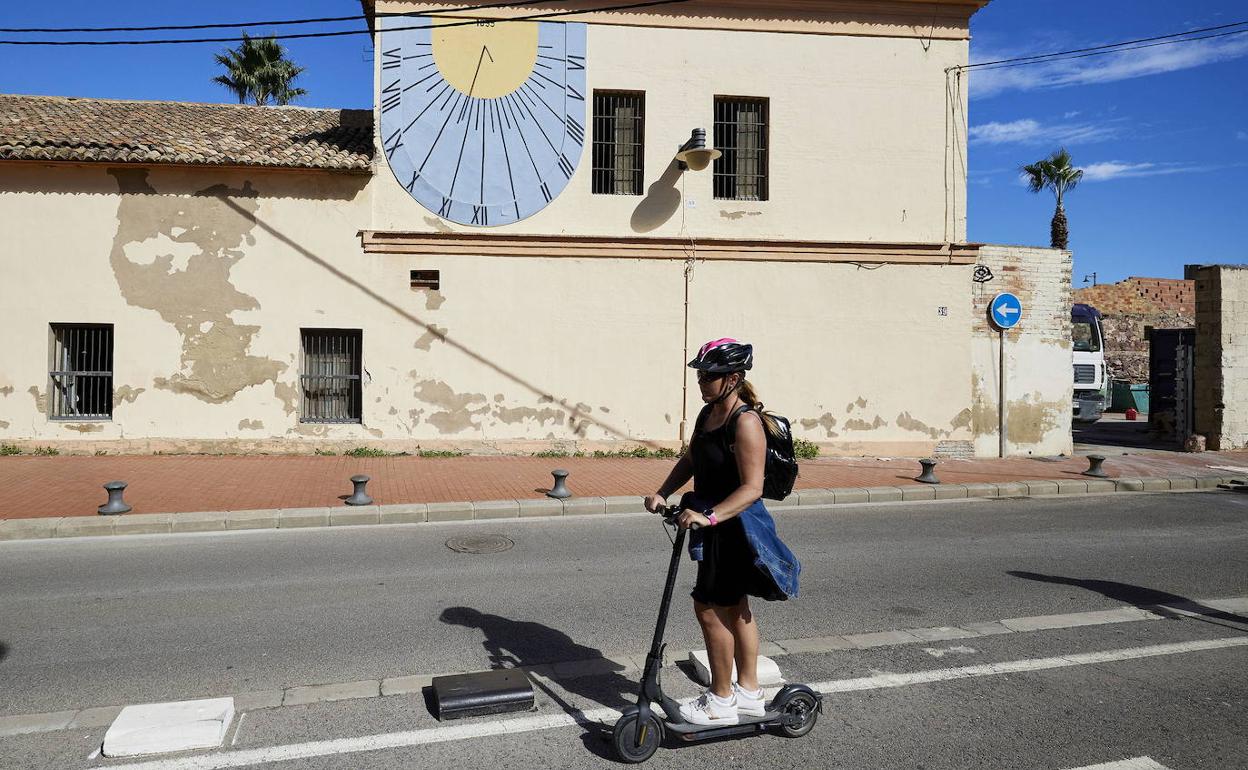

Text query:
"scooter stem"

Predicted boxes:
[[635, 519, 690, 726], [648, 524, 688, 656]]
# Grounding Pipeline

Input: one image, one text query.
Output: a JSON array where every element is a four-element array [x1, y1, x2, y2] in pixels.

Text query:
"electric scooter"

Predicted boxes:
[[611, 505, 822, 763]]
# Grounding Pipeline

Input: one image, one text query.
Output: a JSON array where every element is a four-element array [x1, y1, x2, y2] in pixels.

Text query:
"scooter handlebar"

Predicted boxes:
[[656, 504, 701, 529]]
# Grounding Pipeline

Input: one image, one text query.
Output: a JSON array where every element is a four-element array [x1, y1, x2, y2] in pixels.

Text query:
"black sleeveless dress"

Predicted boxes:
[[688, 405, 772, 607]]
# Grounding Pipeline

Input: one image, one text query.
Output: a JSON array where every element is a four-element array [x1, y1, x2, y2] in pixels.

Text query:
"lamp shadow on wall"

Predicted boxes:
[[630, 161, 684, 234], [218, 196, 640, 443]]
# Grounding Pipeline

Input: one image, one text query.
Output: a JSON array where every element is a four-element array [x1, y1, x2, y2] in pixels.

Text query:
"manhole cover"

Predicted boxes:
[[445, 534, 514, 554]]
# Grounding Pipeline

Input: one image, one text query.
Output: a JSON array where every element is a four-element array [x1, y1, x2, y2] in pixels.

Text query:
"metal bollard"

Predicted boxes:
[[98, 481, 132, 515], [1081, 455, 1108, 478], [547, 469, 572, 499], [916, 458, 940, 484], [345, 474, 374, 506]]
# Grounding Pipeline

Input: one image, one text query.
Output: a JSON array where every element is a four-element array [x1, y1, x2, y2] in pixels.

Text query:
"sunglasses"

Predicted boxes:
[[696, 371, 727, 383]]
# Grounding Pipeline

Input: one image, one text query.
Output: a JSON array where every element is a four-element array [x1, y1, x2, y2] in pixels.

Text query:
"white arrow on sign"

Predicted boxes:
[[994, 304, 1019, 322]]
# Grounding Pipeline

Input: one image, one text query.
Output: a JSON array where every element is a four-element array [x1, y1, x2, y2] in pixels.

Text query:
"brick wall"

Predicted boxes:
[[971, 245, 1073, 457], [1073, 277, 1195, 382], [1188, 264, 1248, 450]]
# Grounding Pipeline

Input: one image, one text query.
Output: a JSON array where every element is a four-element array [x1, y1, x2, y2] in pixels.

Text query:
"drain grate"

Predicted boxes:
[[446, 534, 515, 554]]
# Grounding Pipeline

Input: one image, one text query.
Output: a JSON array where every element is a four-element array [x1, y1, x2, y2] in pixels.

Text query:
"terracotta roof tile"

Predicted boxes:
[[0, 94, 374, 172]]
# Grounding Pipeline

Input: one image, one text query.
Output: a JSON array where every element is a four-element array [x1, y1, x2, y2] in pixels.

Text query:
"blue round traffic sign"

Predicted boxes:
[[989, 292, 1023, 330]]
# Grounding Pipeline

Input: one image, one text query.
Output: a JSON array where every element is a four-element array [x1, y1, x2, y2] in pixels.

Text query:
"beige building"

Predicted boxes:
[[1, 0, 1075, 458]]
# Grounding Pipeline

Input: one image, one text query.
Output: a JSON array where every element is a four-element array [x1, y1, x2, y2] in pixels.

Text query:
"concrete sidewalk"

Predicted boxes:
[[2, 449, 1246, 524]]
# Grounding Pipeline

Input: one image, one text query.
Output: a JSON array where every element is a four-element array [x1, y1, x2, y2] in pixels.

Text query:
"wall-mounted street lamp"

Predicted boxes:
[[1083, 272, 1098, 286], [674, 128, 722, 171]]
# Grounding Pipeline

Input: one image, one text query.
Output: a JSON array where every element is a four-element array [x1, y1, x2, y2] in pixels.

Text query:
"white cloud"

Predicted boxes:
[[968, 34, 1248, 98], [1064, 111, 1082, 119], [1079, 160, 1220, 182], [1238, 130, 1248, 140], [969, 118, 1119, 146]]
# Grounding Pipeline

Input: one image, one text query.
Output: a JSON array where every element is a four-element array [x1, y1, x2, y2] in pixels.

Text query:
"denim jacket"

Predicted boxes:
[[682, 492, 801, 601]]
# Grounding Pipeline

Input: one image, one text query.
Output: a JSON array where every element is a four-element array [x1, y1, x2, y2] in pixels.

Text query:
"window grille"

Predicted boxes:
[[300, 329, 363, 423], [410, 270, 440, 290], [592, 91, 645, 195], [713, 97, 769, 201], [49, 324, 114, 420]]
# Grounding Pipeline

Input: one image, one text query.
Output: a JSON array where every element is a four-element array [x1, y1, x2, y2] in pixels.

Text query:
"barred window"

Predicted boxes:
[[49, 324, 113, 420], [300, 329, 362, 423], [713, 97, 769, 201], [592, 91, 645, 195]]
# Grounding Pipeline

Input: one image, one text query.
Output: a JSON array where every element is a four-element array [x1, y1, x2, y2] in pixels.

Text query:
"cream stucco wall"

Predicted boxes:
[[368, 14, 970, 244]]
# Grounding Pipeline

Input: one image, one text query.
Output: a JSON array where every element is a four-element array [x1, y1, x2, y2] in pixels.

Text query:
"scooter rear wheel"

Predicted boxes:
[[611, 713, 663, 763], [777, 691, 819, 738]]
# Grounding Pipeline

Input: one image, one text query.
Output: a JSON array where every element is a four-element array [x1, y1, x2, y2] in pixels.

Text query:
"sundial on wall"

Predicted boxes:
[[379, 15, 587, 226]]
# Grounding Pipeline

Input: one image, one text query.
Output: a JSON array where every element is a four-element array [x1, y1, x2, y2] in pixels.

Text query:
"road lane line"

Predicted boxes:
[[95, 636, 1248, 770], [808, 636, 1248, 693], [1064, 758, 1170, 770]]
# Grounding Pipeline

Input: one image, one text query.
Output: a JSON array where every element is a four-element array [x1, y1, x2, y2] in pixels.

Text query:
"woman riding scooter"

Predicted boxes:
[[644, 338, 801, 726]]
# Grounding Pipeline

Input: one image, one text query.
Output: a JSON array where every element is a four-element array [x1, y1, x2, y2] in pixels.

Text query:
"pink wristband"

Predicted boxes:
[[707, 513, 719, 526]]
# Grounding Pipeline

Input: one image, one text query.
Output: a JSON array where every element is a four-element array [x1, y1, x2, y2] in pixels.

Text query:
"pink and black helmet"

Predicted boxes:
[[688, 338, 753, 373]]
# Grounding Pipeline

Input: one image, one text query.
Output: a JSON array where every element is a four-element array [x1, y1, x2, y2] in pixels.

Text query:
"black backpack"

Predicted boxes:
[[727, 405, 800, 501]]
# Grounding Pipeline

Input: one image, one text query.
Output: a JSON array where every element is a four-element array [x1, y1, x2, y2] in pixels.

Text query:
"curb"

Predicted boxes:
[[1, 474, 1243, 543]]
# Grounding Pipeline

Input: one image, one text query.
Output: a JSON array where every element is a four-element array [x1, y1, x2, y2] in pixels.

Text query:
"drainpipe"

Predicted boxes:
[[679, 258, 692, 445]]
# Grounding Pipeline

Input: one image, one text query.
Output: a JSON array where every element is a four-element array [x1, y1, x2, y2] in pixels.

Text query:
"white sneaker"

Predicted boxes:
[[679, 690, 739, 725], [733, 683, 766, 717]]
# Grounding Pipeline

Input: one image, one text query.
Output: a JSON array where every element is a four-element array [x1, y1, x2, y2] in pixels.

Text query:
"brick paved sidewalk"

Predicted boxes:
[[3, 450, 1247, 520]]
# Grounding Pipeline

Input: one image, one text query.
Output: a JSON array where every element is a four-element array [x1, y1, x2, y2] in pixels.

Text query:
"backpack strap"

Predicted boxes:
[[725, 404, 756, 449]]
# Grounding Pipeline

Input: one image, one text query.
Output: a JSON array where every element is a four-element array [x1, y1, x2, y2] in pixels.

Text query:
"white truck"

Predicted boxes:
[[1072, 303, 1107, 423]]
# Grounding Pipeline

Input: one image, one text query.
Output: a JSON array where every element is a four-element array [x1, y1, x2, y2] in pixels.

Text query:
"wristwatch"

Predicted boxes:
[[704, 508, 719, 526]]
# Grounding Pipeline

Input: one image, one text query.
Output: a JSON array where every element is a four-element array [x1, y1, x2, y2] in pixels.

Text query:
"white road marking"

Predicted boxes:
[[87, 746, 101, 760], [812, 637, 1248, 693], [96, 636, 1248, 770], [1064, 758, 1170, 770], [230, 714, 246, 747]]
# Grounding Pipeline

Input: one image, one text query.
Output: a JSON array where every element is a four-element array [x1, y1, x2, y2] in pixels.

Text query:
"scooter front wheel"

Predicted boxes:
[[611, 712, 663, 763], [777, 691, 819, 738]]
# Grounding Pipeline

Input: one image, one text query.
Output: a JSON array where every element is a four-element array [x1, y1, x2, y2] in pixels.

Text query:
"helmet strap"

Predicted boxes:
[[710, 374, 741, 406]]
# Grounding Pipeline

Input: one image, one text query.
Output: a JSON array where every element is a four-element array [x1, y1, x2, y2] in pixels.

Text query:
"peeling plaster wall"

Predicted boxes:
[[0, 163, 371, 443], [0, 159, 991, 454], [689, 260, 975, 457], [1189, 264, 1248, 450], [971, 245, 1073, 457]]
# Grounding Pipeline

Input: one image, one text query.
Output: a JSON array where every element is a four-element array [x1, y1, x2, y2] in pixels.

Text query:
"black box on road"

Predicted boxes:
[[431, 669, 536, 720]]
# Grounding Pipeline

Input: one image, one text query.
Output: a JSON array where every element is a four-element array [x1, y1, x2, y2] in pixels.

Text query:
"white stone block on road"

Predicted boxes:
[[688, 650, 784, 687], [102, 697, 234, 758]]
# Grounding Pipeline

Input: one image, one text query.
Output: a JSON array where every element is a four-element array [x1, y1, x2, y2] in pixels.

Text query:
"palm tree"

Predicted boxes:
[[213, 34, 307, 106], [1021, 148, 1084, 250]]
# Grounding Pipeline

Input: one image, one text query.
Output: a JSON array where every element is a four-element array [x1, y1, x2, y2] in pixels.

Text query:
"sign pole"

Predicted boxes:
[[989, 291, 1021, 459], [999, 328, 1006, 458]]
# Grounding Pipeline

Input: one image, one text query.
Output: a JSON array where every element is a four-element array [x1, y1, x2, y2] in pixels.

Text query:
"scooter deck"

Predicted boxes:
[[665, 710, 782, 737]]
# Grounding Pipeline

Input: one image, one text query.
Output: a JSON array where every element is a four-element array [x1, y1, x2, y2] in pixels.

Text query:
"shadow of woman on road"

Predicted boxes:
[[439, 607, 639, 711], [1008, 571, 1248, 630]]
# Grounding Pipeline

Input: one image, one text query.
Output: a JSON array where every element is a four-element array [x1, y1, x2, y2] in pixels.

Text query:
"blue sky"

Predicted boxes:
[[2, 1, 1245, 283]]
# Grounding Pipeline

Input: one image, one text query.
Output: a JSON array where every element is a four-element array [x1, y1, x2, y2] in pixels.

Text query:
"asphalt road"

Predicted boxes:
[[2, 491, 1246, 769]]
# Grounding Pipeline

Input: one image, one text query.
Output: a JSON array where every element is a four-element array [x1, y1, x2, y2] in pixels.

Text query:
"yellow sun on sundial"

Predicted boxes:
[[431, 18, 539, 98]]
